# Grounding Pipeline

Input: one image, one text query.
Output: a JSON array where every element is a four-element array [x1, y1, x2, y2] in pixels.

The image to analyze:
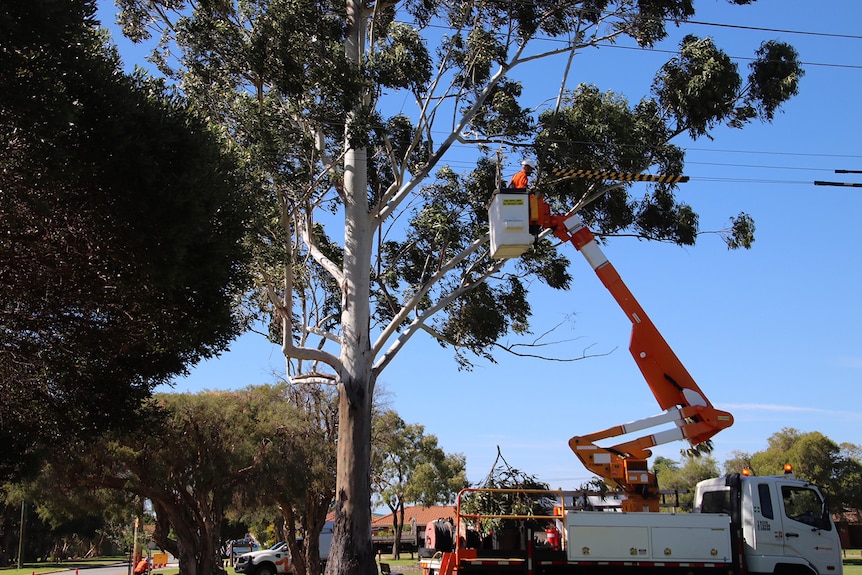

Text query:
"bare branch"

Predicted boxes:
[[493, 340, 613, 362]]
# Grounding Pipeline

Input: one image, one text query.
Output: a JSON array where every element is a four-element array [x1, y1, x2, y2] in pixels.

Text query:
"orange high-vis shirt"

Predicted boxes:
[[509, 169, 530, 189]]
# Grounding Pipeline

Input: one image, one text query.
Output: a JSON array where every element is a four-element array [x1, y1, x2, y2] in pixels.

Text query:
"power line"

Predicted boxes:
[[684, 147, 862, 159], [445, 141, 862, 174], [685, 161, 831, 172], [419, 19, 862, 72], [418, 7, 862, 42], [440, 141, 860, 181], [693, 177, 812, 185], [426, 14, 862, 179], [683, 20, 862, 41], [599, 42, 862, 71]]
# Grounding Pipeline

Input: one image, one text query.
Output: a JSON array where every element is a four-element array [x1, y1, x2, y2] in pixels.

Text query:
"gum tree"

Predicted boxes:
[[111, 1, 802, 573]]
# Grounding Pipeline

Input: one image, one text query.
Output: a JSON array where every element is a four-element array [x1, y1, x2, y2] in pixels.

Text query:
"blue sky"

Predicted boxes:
[[96, 0, 862, 488]]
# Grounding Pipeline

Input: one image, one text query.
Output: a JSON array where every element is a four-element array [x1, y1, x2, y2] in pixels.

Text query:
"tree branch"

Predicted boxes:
[[373, 239, 506, 374]]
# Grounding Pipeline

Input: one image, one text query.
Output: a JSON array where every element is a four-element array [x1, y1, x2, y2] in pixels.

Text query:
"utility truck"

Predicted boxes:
[[418, 185, 844, 575], [420, 470, 841, 575]]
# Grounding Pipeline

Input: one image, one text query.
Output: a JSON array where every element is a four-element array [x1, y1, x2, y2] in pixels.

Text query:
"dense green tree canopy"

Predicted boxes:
[[231, 383, 338, 575], [749, 428, 862, 512], [1, 475, 134, 563], [109, 0, 804, 572], [0, 0, 252, 479], [42, 389, 313, 575]]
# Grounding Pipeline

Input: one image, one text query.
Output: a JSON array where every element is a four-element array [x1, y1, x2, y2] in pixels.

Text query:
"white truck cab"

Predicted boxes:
[[234, 522, 334, 575], [234, 542, 291, 575], [695, 472, 842, 575]]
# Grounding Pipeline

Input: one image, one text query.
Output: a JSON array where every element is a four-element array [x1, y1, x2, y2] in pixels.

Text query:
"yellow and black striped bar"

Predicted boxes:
[[550, 167, 689, 184]]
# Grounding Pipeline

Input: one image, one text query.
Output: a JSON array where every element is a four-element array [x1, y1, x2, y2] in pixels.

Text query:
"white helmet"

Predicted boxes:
[[521, 159, 537, 168]]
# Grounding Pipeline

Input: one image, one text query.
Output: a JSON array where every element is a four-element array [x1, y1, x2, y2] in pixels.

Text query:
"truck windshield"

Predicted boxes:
[[781, 486, 831, 531]]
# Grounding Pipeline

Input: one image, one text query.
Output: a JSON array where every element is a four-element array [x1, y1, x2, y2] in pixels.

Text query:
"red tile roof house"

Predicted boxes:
[[371, 505, 457, 557]]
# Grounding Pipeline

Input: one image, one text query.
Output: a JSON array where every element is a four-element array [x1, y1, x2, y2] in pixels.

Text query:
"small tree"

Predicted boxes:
[[235, 383, 339, 575], [371, 410, 467, 558], [655, 455, 720, 510], [722, 451, 754, 476]]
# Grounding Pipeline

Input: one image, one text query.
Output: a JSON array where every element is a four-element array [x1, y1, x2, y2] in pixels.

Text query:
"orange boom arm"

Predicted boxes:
[[531, 196, 733, 512]]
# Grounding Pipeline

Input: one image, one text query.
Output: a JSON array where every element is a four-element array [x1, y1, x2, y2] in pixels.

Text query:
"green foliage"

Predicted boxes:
[[35, 387, 329, 575], [372, 410, 468, 510], [722, 450, 754, 475], [0, 0, 251, 480], [655, 455, 720, 509], [469, 81, 535, 139], [537, 84, 695, 243], [438, 279, 532, 369], [110, 0, 805, 375], [745, 41, 804, 123], [726, 212, 756, 250], [654, 35, 741, 139], [654, 34, 803, 138], [105, 1, 807, 571], [515, 239, 572, 290], [745, 428, 862, 512], [370, 22, 432, 93], [233, 383, 338, 575], [371, 409, 467, 558], [0, 480, 134, 563], [461, 449, 555, 535], [651, 430, 862, 514]]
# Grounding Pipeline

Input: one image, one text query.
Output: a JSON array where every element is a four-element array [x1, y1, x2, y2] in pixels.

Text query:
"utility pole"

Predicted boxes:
[[133, 516, 139, 562], [17, 501, 25, 569]]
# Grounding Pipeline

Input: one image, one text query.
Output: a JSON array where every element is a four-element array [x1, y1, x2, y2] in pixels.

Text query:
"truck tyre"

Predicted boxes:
[[255, 564, 275, 575], [775, 565, 816, 575]]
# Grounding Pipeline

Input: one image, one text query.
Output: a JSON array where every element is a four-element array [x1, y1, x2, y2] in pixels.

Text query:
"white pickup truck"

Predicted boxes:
[[234, 523, 334, 575]]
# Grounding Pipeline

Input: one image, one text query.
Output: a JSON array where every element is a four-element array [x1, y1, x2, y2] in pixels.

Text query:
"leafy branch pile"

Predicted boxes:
[[461, 448, 557, 537]]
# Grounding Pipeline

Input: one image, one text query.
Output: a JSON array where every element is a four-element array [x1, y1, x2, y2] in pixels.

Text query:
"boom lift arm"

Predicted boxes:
[[527, 194, 733, 512]]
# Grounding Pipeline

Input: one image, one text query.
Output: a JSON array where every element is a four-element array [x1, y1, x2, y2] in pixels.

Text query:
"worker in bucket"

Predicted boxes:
[[508, 158, 536, 190]]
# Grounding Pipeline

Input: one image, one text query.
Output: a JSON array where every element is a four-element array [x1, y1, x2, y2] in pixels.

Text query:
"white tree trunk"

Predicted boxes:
[[325, 1, 377, 572]]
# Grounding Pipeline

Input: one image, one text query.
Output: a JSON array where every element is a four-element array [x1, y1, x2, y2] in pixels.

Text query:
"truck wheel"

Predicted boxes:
[[255, 565, 275, 575]]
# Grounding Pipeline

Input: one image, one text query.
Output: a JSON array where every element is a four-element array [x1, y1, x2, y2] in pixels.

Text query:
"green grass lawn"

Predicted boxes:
[[0, 557, 128, 575], [2, 552, 860, 575], [844, 550, 862, 575]]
